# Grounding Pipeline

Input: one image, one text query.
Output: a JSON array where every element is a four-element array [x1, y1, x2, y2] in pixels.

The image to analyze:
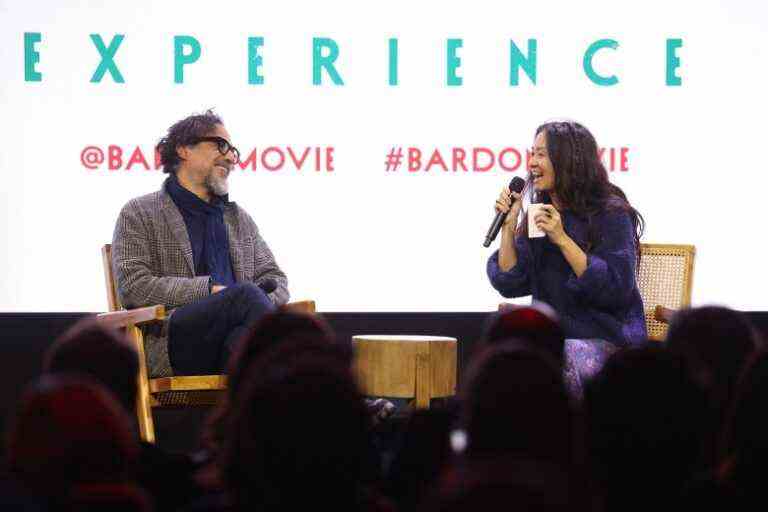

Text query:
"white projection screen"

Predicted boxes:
[[1, 0, 766, 312]]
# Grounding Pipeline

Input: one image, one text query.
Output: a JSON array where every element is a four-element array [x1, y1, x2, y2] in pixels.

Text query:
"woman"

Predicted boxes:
[[487, 121, 647, 395]]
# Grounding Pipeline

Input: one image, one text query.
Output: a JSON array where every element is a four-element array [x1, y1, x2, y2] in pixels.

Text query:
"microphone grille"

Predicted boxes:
[[509, 177, 526, 193]]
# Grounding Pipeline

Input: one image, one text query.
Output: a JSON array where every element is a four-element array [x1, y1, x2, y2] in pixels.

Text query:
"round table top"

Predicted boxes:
[[352, 335, 457, 343]]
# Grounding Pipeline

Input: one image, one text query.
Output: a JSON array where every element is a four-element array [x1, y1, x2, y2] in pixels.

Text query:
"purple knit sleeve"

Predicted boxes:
[[564, 208, 638, 310], [487, 235, 532, 298]]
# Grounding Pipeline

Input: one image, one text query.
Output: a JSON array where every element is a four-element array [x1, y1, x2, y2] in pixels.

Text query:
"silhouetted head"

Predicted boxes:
[[483, 302, 565, 364], [585, 346, 710, 505], [386, 407, 456, 511], [666, 306, 761, 416], [44, 316, 139, 413], [221, 344, 369, 510], [202, 310, 337, 456], [721, 351, 768, 484], [462, 343, 573, 462], [7, 375, 139, 499], [226, 309, 335, 399]]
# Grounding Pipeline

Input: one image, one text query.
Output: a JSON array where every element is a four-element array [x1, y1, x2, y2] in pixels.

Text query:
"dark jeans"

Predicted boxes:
[[168, 283, 275, 376]]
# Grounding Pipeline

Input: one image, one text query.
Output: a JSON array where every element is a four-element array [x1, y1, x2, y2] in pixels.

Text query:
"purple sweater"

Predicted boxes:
[[487, 205, 647, 347]]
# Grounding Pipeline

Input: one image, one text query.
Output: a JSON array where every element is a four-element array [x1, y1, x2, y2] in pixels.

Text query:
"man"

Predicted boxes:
[[112, 110, 289, 377]]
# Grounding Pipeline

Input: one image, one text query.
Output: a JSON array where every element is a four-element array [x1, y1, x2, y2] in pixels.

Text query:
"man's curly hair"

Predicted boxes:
[[156, 109, 223, 174]]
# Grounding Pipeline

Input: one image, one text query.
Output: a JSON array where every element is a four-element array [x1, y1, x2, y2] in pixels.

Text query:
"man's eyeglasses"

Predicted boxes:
[[192, 136, 241, 164]]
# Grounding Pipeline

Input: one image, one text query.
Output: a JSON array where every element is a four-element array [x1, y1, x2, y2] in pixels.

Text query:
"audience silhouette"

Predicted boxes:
[[2, 304, 765, 512]]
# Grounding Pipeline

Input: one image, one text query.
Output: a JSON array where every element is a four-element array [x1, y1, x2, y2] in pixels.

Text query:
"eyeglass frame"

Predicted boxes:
[[190, 136, 241, 164]]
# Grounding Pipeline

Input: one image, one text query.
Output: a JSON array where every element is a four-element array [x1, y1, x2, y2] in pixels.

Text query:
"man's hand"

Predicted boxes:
[[212, 285, 227, 294]]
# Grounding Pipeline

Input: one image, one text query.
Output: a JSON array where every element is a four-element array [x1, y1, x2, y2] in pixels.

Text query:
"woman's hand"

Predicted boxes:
[[495, 187, 523, 228], [496, 186, 523, 271], [534, 205, 568, 246]]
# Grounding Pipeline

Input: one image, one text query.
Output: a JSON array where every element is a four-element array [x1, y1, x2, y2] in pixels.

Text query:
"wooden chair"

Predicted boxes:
[[638, 243, 695, 341], [497, 243, 696, 343], [97, 244, 316, 443]]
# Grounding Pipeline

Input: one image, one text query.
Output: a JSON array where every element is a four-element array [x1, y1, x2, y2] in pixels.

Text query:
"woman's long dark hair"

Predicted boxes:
[[520, 121, 644, 263]]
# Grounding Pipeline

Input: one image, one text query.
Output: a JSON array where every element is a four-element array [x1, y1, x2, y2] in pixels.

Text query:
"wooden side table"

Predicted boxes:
[[352, 335, 458, 408]]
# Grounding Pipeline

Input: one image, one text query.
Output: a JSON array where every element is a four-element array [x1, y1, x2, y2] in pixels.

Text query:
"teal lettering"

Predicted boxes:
[[583, 39, 619, 86], [510, 39, 537, 86], [666, 38, 682, 86], [248, 36, 264, 85], [312, 37, 344, 85], [24, 32, 42, 82], [446, 38, 463, 86], [389, 38, 398, 86], [174, 35, 201, 84], [90, 34, 125, 83]]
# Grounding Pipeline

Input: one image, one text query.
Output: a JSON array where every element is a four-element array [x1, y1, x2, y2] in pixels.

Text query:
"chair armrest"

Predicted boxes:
[[283, 300, 316, 314], [97, 305, 166, 329], [654, 305, 675, 324]]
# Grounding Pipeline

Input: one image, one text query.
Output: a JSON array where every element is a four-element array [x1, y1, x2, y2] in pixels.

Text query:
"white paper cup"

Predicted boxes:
[[528, 203, 546, 238]]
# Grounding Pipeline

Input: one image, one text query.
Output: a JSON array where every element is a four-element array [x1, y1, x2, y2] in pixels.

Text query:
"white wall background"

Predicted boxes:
[[0, 0, 766, 312]]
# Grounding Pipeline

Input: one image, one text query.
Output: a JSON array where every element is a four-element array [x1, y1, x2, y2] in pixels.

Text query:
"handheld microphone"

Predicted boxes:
[[258, 278, 278, 295], [483, 177, 526, 247]]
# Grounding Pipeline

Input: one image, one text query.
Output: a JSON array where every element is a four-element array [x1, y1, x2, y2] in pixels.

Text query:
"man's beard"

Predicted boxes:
[[205, 170, 229, 197]]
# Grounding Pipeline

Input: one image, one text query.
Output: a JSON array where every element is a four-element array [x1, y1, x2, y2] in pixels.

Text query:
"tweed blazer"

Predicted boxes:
[[111, 179, 289, 377]]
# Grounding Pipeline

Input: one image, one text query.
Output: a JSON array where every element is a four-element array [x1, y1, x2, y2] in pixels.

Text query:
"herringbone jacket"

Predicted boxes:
[[111, 179, 289, 377]]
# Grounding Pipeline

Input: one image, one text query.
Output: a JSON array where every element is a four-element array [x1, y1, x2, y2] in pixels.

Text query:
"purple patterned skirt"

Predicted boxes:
[[563, 339, 617, 402]]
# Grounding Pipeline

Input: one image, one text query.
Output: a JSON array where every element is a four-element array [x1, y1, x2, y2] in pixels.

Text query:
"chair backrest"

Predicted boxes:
[[637, 243, 695, 341], [101, 244, 123, 312]]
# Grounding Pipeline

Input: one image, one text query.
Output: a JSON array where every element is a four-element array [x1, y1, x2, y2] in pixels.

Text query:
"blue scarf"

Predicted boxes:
[[165, 176, 236, 287]]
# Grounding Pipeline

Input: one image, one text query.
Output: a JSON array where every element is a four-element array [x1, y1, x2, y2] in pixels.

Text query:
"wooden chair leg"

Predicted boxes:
[[415, 353, 431, 409], [129, 325, 156, 443], [136, 377, 156, 443]]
